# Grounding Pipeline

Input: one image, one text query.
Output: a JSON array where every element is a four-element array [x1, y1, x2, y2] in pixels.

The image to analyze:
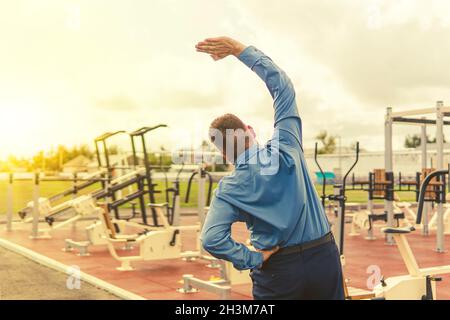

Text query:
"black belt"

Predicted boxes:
[[276, 232, 334, 256]]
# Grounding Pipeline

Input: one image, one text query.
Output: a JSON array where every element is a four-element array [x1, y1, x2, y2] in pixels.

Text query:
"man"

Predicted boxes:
[[196, 37, 344, 300]]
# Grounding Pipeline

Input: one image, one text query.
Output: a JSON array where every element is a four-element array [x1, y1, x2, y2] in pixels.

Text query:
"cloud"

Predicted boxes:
[[236, 0, 450, 108], [95, 96, 138, 111], [2, 0, 450, 157], [147, 89, 225, 109]]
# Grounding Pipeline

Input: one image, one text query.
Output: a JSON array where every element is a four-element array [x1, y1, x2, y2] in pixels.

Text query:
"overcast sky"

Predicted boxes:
[[1, 0, 450, 158]]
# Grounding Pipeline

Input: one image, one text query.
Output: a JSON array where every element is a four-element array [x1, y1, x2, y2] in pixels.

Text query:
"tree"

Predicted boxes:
[[31, 151, 46, 171], [3, 155, 31, 171], [107, 145, 120, 156], [24, 144, 96, 172], [404, 134, 422, 149], [76, 144, 95, 159], [404, 134, 446, 149], [316, 131, 337, 154], [201, 140, 210, 150]]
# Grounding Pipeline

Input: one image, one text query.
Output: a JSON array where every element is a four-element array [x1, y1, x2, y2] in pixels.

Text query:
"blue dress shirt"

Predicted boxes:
[[201, 46, 330, 270]]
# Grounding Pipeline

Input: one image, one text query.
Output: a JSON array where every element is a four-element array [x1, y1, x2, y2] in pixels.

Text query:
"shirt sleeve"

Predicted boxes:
[[200, 194, 264, 270], [238, 46, 302, 148]]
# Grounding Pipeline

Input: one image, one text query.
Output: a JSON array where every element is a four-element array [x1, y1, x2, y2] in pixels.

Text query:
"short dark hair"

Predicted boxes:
[[210, 113, 246, 133], [209, 114, 249, 162]]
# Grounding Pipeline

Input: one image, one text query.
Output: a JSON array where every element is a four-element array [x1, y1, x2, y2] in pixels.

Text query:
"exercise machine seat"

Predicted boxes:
[[368, 212, 387, 222], [393, 211, 405, 219], [382, 226, 415, 234]]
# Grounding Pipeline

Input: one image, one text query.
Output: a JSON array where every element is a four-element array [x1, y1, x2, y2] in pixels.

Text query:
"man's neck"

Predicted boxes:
[[235, 141, 257, 165]]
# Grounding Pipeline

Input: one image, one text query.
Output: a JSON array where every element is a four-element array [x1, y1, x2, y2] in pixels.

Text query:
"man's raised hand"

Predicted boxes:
[[195, 37, 246, 61]]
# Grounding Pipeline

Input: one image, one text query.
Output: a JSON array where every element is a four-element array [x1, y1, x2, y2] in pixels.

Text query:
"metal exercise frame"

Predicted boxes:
[[129, 124, 168, 226], [315, 142, 360, 254], [94, 131, 127, 216], [385, 101, 448, 252]]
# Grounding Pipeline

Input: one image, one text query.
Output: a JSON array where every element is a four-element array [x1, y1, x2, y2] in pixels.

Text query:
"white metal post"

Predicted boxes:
[[435, 101, 445, 252], [31, 172, 40, 239], [385, 108, 395, 245], [333, 185, 343, 252], [421, 120, 430, 235], [197, 165, 207, 255], [172, 188, 181, 227], [72, 172, 77, 200], [198, 166, 206, 225], [6, 173, 13, 231], [421, 119, 427, 168], [366, 199, 376, 240], [71, 172, 78, 231]]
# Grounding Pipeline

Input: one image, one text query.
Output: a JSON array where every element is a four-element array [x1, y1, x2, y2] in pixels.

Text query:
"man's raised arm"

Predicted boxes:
[[200, 196, 264, 270], [196, 37, 302, 146]]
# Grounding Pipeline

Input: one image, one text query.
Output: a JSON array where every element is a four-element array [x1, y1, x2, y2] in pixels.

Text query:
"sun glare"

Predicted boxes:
[[0, 99, 48, 158]]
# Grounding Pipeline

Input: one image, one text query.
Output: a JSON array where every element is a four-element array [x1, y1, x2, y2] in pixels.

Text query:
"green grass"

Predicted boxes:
[[0, 179, 218, 214], [0, 179, 417, 215], [315, 185, 416, 204], [152, 180, 218, 208], [0, 180, 100, 214]]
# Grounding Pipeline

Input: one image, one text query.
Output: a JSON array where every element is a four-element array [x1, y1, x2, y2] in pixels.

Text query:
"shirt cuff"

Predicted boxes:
[[238, 46, 264, 70], [253, 251, 264, 269]]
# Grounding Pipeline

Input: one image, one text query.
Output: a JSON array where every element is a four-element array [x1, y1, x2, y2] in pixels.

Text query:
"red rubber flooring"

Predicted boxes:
[[1, 217, 450, 300]]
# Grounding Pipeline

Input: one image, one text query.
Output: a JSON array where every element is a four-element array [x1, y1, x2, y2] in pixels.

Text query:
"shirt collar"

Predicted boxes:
[[235, 143, 259, 166]]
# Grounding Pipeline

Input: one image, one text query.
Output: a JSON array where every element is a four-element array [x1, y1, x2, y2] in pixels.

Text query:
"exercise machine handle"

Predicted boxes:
[[342, 142, 360, 191], [314, 141, 359, 256], [416, 167, 449, 225], [205, 171, 213, 205], [184, 168, 213, 205], [185, 171, 198, 203], [337, 142, 359, 256], [94, 130, 126, 142]]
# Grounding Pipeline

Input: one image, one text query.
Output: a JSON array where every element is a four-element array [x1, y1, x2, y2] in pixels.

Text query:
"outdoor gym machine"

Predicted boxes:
[[385, 101, 449, 251], [17, 169, 107, 221], [41, 128, 149, 228], [185, 165, 213, 226], [370, 166, 450, 300], [161, 162, 184, 226], [349, 169, 407, 241], [94, 130, 128, 216], [177, 166, 253, 299], [314, 142, 360, 255], [129, 124, 167, 226], [95, 131, 126, 174], [21, 130, 128, 224], [63, 164, 211, 257], [314, 145, 450, 300]]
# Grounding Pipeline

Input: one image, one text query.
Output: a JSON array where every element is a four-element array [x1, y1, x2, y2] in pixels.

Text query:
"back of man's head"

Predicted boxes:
[[209, 113, 252, 163]]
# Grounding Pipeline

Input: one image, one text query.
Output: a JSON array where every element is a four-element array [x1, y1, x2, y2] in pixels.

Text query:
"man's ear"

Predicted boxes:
[[247, 125, 256, 138]]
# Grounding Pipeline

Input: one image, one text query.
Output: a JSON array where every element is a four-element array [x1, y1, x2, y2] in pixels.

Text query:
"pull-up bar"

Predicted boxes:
[[94, 130, 126, 142], [392, 117, 450, 126], [385, 100, 447, 252], [390, 102, 449, 118], [129, 124, 168, 136]]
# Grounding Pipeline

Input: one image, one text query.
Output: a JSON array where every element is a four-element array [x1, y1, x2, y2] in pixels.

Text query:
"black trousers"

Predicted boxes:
[[250, 240, 345, 300]]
